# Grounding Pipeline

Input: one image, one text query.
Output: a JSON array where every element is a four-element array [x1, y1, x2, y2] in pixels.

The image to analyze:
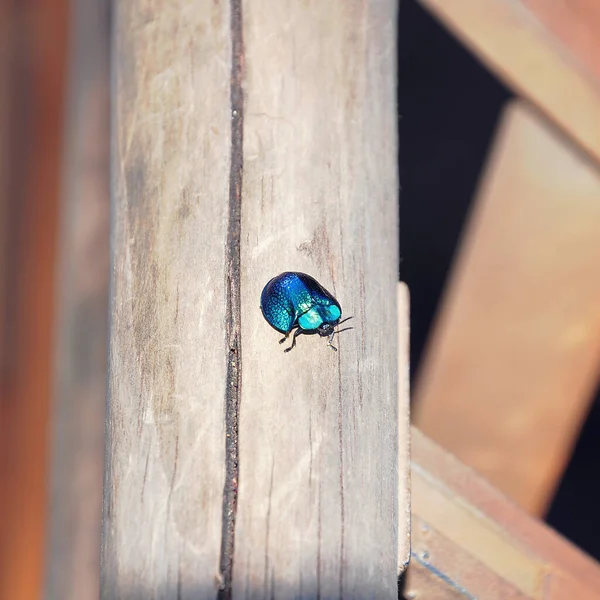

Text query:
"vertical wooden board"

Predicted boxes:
[[103, 2, 231, 597], [414, 101, 600, 514], [235, 1, 400, 598], [44, 0, 110, 597], [0, 1, 69, 598], [0, 0, 11, 370]]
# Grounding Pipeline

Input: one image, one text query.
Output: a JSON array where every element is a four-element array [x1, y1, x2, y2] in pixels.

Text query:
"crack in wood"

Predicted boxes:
[[218, 0, 244, 598]]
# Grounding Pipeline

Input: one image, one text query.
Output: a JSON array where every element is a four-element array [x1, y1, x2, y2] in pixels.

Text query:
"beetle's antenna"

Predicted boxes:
[[337, 316, 354, 326], [333, 326, 353, 336]]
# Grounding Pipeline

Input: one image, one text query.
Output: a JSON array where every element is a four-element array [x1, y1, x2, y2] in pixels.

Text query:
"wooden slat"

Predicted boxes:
[[234, 2, 400, 595], [418, 0, 600, 167], [0, 2, 69, 599], [102, 1, 232, 597], [414, 101, 600, 514], [406, 427, 600, 599], [44, 0, 110, 597], [103, 1, 403, 598]]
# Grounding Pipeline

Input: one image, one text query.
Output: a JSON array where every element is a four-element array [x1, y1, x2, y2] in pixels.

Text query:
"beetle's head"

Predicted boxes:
[[317, 322, 335, 337]]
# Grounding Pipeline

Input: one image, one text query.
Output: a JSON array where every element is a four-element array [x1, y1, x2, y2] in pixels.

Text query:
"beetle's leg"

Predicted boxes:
[[327, 325, 353, 351], [327, 331, 338, 352], [284, 328, 303, 353], [278, 330, 291, 344], [327, 316, 353, 350]]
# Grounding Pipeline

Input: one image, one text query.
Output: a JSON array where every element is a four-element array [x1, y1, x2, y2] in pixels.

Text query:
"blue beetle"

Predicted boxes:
[[260, 272, 353, 352]]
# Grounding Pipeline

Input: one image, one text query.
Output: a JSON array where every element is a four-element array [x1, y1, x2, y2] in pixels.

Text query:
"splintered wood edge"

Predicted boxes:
[[398, 282, 411, 575], [419, 0, 600, 167]]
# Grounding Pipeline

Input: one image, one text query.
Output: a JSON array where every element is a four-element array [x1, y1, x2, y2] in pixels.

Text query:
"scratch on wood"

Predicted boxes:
[[167, 434, 180, 511], [177, 565, 182, 600], [270, 570, 275, 600], [317, 480, 322, 600], [141, 450, 150, 502], [308, 410, 313, 494], [338, 366, 345, 600], [245, 550, 251, 600], [219, 0, 244, 597], [264, 459, 274, 593]]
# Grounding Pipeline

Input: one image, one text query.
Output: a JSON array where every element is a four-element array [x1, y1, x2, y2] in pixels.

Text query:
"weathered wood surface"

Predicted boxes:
[[406, 427, 600, 599], [103, 1, 232, 597], [414, 101, 600, 515], [0, 2, 69, 599], [104, 1, 402, 598], [44, 0, 110, 598], [418, 0, 600, 167]]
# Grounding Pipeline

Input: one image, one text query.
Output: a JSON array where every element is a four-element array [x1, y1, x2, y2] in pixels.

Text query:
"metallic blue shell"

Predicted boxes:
[[260, 272, 342, 334]]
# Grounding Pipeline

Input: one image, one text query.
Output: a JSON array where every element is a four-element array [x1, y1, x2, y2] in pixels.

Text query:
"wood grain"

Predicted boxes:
[[234, 1, 399, 596], [44, 0, 110, 597], [414, 101, 600, 515], [407, 428, 600, 600], [103, 1, 232, 598], [104, 0, 403, 598], [418, 0, 600, 167]]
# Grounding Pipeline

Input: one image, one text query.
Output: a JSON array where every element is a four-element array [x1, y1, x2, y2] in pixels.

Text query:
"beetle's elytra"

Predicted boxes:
[[260, 272, 353, 352]]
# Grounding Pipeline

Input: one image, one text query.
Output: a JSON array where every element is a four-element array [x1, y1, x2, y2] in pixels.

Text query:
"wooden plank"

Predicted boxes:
[[414, 101, 600, 514], [523, 0, 600, 83], [103, 0, 402, 597], [234, 1, 399, 596], [0, 2, 69, 599], [44, 0, 110, 597], [406, 427, 600, 599], [418, 0, 600, 167], [102, 1, 232, 597]]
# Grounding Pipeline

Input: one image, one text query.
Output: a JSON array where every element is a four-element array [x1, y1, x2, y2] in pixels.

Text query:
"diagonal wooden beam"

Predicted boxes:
[[414, 101, 600, 515], [523, 0, 600, 83], [419, 0, 600, 167], [408, 426, 600, 599]]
